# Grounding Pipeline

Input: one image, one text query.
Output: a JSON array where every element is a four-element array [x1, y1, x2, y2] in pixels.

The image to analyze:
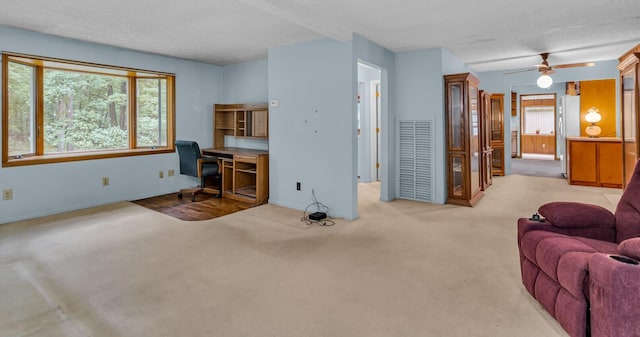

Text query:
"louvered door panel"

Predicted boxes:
[[398, 120, 432, 202]]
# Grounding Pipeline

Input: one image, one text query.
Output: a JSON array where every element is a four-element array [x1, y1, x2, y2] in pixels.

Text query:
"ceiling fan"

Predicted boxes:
[[505, 53, 596, 75], [505, 53, 595, 88]]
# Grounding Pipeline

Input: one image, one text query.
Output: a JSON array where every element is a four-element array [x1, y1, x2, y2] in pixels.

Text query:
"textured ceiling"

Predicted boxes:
[[1, 0, 639, 71]]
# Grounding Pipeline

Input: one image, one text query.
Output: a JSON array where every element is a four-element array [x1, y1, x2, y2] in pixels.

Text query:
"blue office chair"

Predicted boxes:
[[175, 140, 222, 201]]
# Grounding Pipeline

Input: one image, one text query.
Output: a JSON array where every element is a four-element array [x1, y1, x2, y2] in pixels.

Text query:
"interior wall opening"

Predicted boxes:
[[357, 61, 383, 201]]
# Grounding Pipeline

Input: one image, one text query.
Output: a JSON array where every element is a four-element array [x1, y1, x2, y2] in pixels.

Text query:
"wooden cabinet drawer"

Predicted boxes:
[[234, 155, 257, 164]]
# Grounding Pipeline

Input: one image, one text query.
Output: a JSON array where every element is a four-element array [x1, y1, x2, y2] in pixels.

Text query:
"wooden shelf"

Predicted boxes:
[[214, 103, 269, 147], [235, 186, 257, 198]]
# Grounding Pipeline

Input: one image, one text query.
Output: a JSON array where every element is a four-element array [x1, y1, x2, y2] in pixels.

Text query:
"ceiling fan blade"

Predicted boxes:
[[503, 68, 537, 75], [553, 62, 595, 69]]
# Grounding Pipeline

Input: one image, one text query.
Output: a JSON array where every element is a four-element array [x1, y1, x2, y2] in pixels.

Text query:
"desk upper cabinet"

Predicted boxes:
[[214, 103, 268, 146]]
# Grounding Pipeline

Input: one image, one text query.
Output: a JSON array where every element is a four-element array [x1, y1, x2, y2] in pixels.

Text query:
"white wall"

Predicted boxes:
[[268, 38, 356, 219], [221, 59, 269, 150], [353, 34, 397, 203], [394, 48, 470, 204], [223, 59, 268, 104], [0, 27, 223, 223]]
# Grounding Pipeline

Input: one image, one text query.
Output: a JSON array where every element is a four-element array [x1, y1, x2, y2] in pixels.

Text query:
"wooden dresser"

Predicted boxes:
[[566, 137, 622, 188]]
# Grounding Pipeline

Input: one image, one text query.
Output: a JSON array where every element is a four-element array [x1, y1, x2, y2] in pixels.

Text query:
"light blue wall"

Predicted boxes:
[[221, 59, 269, 150], [353, 34, 396, 204], [394, 48, 469, 204], [222, 59, 268, 103], [0, 27, 223, 223], [477, 60, 619, 174], [268, 38, 356, 219]]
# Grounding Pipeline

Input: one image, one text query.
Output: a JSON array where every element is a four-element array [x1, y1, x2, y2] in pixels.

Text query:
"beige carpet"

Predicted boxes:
[[0, 175, 622, 337]]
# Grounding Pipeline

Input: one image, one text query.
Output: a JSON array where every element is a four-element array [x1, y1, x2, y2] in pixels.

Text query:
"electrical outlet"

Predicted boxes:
[[296, 182, 301, 191], [102, 177, 110, 186], [168, 169, 175, 177], [3, 189, 13, 201], [159, 171, 164, 179]]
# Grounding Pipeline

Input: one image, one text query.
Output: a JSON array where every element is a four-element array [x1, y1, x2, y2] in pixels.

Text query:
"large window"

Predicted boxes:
[[2, 53, 175, 166]]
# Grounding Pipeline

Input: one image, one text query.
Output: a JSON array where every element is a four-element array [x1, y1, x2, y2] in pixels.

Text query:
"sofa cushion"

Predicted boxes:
[[538, 202, 615, 228], [615, 161, 640, 242], [535, 236, 597, 282], [535, 271, 561, 317], [555, 289, 589, 337], [557, 252, 591, 300], [574, 237, 618, 254], [520, 230, 563, 264], [618, 238, 640, 260]]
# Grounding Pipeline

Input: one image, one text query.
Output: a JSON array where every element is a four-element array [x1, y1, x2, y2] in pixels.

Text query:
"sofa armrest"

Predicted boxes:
[[618, 238, 640, 260], [517, 218, 616, 246], [538, 202, 615, 228], [589, 253, 640, 337]]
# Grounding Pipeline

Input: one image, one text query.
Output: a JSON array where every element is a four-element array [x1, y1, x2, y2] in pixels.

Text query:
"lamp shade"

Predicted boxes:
[[585, 107, 602, 123], [537, 74, 553, 89]]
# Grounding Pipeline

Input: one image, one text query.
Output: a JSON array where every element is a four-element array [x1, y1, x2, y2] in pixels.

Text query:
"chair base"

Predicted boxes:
[[178, 186, 222, 202]]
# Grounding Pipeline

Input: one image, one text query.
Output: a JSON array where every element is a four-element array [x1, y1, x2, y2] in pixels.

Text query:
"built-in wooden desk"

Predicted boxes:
[[201, 147, 269, 205], [566, 137, 622, 188]]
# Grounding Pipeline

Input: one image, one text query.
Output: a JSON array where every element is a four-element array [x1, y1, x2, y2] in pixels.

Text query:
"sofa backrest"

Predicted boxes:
[[615, 160, 640, 242]]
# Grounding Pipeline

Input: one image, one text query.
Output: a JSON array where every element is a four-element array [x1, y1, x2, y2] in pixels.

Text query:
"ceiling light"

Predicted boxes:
[[537, 74, 553, 89]]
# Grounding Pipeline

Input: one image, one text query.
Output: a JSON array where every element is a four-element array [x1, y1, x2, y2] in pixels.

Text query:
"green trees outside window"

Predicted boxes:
[[2, 53, 175, 166]]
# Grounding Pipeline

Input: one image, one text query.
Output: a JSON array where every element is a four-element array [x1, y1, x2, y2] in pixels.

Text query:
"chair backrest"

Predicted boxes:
[[615, 160, 640, 242], [175, 140, 202, 178]]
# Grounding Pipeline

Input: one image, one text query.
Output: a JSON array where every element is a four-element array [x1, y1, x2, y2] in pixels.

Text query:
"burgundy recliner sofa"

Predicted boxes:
[[517, 162, 640, 337]]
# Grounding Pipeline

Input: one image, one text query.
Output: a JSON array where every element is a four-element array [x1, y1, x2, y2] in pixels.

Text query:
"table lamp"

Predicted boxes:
[[585, 107, 601, 137]]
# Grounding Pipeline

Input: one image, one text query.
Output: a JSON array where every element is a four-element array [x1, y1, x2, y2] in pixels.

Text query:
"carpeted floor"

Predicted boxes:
[[0, 176, 622, 337], [511, 158, 563, 179]]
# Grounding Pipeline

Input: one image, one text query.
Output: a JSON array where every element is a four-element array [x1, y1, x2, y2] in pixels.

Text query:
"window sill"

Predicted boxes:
[[2, 148, 175, 167]]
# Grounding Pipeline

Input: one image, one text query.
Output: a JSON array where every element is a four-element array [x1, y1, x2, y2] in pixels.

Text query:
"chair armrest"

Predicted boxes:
[[197, 157, 220, 177], [538, 202, 615, 228], [199, 156, 219, 163], [589, 253, 640, 337], [517, 218, 616, 245]]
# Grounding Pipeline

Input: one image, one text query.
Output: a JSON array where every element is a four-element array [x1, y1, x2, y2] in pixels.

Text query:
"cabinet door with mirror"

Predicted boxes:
[[490, 94, 505, 176], [445, 73, 483, 207], [479, 90, 493, 190], [618, 45, 640, 188]]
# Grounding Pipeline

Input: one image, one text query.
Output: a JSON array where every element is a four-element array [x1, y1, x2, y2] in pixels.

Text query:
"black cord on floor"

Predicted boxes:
[[301, 189, 335, 226]]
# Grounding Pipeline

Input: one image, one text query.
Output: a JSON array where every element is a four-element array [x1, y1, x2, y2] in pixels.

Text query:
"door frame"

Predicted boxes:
[[519, 93, 558, 159]]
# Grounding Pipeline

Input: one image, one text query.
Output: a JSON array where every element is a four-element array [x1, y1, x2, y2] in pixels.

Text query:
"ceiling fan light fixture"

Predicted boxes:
[[537, 74, 553, 88]]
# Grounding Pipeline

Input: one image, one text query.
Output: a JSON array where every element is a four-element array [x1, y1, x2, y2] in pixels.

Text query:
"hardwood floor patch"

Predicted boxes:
[[132, 193, 255, 221]]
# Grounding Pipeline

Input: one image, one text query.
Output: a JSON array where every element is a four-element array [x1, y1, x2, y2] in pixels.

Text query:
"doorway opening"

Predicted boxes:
[[357, 62, 382, 197], [513, 93, 562, 178]]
